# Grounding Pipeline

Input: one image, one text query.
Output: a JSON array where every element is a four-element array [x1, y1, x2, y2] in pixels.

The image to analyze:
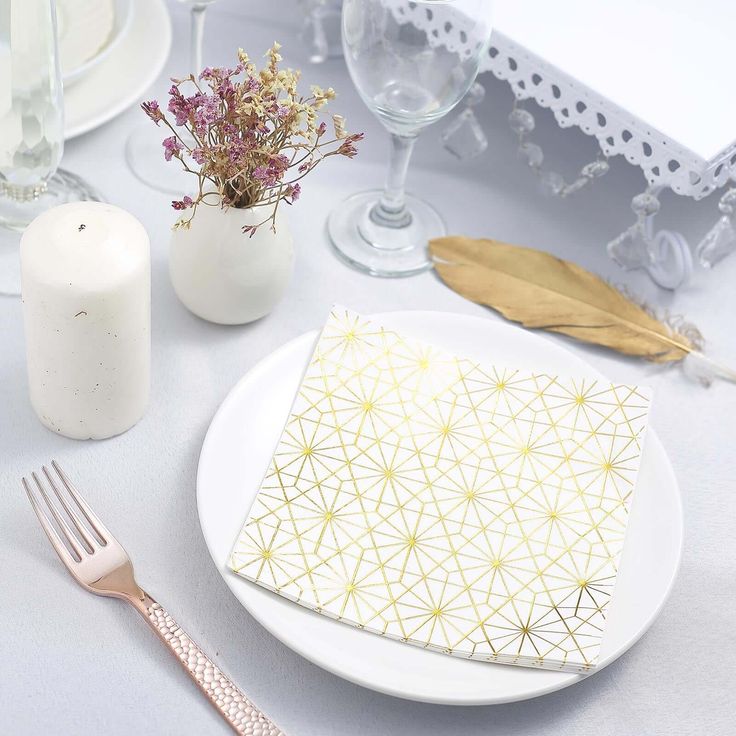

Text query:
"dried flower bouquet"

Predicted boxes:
[[143, 43, 362, 235]]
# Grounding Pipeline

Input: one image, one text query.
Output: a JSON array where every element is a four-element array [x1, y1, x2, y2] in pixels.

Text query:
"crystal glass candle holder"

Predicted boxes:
[[0, 0, 99, 295]]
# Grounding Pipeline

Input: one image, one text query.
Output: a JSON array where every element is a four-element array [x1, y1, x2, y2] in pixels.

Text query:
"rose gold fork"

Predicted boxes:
[[23, 460, 285, 736]]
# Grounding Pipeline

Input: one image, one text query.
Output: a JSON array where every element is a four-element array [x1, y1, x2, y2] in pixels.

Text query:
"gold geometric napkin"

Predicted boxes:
[[229, 307, 651, 672]]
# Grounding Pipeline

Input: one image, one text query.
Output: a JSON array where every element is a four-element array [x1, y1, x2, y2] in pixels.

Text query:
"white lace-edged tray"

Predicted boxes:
[[406, 0, 736, 200]]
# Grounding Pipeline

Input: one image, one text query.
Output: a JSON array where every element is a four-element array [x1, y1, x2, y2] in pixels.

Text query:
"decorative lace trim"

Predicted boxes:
[[391, 0, 733, 200], [480, 33, 736, 200]]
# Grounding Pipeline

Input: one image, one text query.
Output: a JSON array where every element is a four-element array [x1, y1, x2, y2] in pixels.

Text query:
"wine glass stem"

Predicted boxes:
[[190, 4, 209, 75], [370, 134, 417, 229]]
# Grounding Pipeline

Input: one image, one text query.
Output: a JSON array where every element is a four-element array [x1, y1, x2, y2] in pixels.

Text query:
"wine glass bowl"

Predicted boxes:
[[328, 0, 493, 276], [344, 1, 488, 136]]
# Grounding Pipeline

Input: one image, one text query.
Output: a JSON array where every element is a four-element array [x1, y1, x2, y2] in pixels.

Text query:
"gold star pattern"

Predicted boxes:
[[230, 308, 651, 672]]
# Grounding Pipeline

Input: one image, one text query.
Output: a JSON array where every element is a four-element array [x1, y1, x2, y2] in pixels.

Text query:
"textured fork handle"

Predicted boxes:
[[132, 595, 284, 735]]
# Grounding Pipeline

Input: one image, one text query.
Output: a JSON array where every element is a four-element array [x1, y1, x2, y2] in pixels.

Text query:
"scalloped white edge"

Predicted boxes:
[[389, 0, 733, 200]]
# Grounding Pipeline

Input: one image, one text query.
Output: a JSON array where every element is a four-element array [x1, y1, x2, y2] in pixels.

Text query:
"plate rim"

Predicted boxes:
[[64, 0, 171, 140], [196, 310, 683, 705]]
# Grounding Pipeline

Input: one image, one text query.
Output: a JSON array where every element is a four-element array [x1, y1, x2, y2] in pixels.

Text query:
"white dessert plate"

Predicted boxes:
[[197, 311, 682, 705], [59, 0, 133, 85], [64, 0, 171, 140]]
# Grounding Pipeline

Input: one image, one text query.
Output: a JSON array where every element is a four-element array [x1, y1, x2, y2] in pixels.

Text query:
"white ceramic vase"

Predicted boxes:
[[169, 203, 294, 325]]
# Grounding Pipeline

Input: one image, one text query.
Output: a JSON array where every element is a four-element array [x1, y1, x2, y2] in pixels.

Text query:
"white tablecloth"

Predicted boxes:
[[1, 2, 733, 734]]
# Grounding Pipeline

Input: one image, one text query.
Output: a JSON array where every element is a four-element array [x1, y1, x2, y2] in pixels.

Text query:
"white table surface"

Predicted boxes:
[[1, 2, 734, 734]]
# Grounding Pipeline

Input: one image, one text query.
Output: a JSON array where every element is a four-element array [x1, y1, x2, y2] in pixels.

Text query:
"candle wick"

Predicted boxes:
[[78, 224, 86, 231]]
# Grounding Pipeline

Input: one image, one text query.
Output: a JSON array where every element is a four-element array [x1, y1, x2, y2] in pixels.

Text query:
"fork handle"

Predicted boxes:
[[130, 594, 285, 735]]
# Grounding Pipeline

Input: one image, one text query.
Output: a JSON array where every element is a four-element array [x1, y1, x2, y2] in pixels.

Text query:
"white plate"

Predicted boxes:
[[197, 312, 682, 705], [64, 0, 171, 140], [59, 0, 133, 85]]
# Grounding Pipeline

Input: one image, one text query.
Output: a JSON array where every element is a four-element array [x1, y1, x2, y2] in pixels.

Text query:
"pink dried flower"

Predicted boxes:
[[191, 147, 207, 164], [216, 77, 236, 100], [192, 94, 220, 135], [337, 132, 364, 159], [141, 100, 164, 125], [163, 136, 184, 161], [167, 86, 191, 126], [171, 195, 193, 210], [252, 165, 270, 183], [227, 139, 249, 164], [285, 183, 301, 203], [199, 66, 223, 81]]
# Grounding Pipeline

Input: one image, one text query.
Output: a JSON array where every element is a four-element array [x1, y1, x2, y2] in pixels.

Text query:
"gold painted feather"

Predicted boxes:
[[430, 236, 735, 381]]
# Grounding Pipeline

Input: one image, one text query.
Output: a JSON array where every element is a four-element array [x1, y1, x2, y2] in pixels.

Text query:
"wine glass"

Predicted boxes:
[[0, 0, 99, 296], [125, 1, 217, 194], [328, 0, 493, 277], [299, 0, 343, 64]]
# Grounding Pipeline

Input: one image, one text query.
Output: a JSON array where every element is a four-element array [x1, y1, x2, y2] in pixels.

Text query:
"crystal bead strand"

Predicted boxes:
[[507, 99, 697, 288], [509, 101, 610, 197]]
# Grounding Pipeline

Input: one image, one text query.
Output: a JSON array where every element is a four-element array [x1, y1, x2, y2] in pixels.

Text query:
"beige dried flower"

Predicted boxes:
[[333, 114, 347, 139]]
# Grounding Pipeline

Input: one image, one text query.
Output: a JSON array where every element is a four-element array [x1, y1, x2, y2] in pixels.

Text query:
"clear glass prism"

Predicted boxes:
[[441, 109, 488, 160], [695, 214, 736, 269], [607, 227, 651, 270]]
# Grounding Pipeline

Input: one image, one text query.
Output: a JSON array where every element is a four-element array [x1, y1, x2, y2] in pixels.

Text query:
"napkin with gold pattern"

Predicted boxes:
[[229, 307, 651, 672]]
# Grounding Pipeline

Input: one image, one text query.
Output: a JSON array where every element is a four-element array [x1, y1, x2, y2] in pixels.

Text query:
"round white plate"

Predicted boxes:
[[197, 312, 682, 705], [64, 0, 171, 140], [59, 0, 133, 85]]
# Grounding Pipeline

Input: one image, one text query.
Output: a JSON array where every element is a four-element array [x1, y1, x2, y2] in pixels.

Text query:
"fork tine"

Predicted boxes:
[[42, 465, 96, 554], [51, 460, 111, 544], [31, 472, 86, 561], [23, 477, 81, 565]]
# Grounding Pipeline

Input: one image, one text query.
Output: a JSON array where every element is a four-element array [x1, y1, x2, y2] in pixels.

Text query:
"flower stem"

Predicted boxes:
[[370, 133, 416, 229]]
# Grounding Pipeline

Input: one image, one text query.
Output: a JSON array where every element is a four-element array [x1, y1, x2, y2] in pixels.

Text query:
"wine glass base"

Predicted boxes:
[[0, 169, 101, 296], [126, 124, 192, 195], [328, 190, 445, 277], [0, 168, 101, 232]]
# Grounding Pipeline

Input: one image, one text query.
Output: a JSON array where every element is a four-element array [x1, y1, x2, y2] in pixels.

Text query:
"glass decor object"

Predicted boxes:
[[695, 187, 736, 269], [299, 0, 343, 64], [0, 0, 98, 295], [472, 5, 736, 288], [0, 0, 98, 229], [606, 188, 693, 290], [125, 0, 217, 194], [508, 102, 610, 198], [328, 0, 493, 277], [441, 81, 488, 160]]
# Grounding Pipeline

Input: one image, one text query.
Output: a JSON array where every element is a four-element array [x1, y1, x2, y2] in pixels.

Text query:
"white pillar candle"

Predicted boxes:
[[21, 201, 150, 440]]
